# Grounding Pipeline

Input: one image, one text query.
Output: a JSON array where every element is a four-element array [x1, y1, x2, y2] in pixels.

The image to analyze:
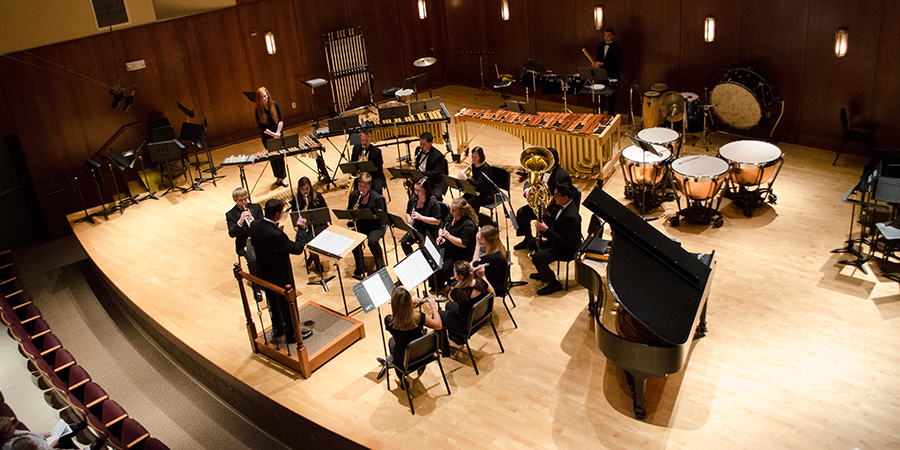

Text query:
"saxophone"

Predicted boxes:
[[346, 148, 369, 196]]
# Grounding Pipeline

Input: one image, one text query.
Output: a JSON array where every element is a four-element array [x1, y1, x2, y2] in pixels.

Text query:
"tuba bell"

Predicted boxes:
[[520, 146, 555, 213]]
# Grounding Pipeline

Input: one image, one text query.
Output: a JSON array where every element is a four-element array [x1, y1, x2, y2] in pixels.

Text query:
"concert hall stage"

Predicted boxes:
[[70, 86, 900, 449]]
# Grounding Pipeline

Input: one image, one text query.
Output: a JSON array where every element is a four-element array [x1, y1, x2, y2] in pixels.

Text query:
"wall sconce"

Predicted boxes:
[[704, 16, 715, 42], [835, 28, 849, 57], [594, 6, 603, 31], [501, 0, 509, 21], [265, 31, 276, 54], [418, 0, 427, 19]]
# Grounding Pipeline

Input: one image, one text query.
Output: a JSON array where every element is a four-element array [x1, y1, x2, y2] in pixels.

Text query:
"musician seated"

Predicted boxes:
[[435, 198, 478, 292], [225, 187, 263, 301], [401, 178, 441, 255], [472, 225, 507, 298], [349, 173, 387, 280], [350, 129, 386, 194], [414, 132, 449, 201], [438, 261, 494, 354], [458, 146, 493, 213], [288, 176, 328, 272], [530, 184, 583, 295], [382, 286, 442, 385], [514, 147, 572, 250]]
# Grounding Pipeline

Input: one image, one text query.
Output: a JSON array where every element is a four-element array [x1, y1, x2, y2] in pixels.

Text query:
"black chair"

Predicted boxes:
[[446, 293, 504, 375], [483, 167, 511, 224], [477, 212, 497, 228], [385, 332, 450, 415], [834, 108, 875, 165], [496, 251, 517, 328]]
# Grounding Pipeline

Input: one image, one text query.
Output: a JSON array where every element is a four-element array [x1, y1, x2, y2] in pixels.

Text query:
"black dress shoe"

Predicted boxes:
[[513, 239, 530, 250], [254, 291, 263, 302], [352, 272, 365, 281], [273, 329, 285, 338], [537, 281, 563, 296], [301, 329, 313, 340], [529, 273, 542, 280]]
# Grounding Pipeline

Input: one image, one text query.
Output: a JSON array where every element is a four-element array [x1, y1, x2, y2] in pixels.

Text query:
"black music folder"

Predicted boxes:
[[351, 268, 395, 314]]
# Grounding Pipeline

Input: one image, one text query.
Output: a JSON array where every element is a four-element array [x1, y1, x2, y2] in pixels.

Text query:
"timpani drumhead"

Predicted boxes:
[[717, 140, 782, 165], [637, 127, 679, 147], [396, 88, 414, 97], [671, 155, 729, 178], [591, 84, 606, 91], [622, 144, 670, 164]]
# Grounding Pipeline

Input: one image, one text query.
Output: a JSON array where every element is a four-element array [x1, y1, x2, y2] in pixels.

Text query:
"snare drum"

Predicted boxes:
[[621, 144, 671, 185], [396, 88, 415, 102], [671, 155, 729, 200], [717, 140, 783, 186], [642, 91, 662, 129], [637, 127, 682, 159], [710, 68, 775, 129]]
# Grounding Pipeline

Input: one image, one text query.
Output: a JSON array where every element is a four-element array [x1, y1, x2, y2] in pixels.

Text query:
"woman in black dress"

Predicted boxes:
[[289, 176, 328, 272], [383, 287, 442, 387], [435, 198, 478, 291], [439, 260, 494, 353], [472, 225, 507, 299], [254, 86, 287, 187], [401, 178, 441, 255]]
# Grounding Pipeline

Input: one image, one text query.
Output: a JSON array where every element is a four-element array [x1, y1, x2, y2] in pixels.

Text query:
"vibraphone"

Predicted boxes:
[[222, 135, 324, 197], [221, 135, 324, 167], [454, 108, 622, 177], [312, 103, 452, 144], [366, 103, 451, 143]]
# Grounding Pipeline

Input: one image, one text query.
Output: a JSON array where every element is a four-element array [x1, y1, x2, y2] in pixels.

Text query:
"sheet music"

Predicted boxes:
[[394, 249, 436, 289], [47, 419, 71, 444], [307, 229, 355, 256], [363, 275, 391, 308], [424, 237, 441, 267]]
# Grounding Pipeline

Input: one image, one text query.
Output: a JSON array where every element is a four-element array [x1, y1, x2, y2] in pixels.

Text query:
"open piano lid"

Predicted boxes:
[[582, 187, 715, 346]]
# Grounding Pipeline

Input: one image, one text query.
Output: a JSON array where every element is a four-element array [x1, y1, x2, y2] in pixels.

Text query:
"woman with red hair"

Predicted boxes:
[[255, 87, 287, 187]]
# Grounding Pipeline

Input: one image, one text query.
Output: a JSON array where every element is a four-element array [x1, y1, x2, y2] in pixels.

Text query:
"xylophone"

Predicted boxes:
[[312, 103, 451, 144], [454, 108, 622, 177]]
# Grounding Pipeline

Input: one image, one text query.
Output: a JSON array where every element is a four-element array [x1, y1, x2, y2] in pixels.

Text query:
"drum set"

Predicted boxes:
[[620, 135, 783, 227]]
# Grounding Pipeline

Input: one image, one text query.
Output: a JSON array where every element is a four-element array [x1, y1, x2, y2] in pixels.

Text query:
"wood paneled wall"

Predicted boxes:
[[0, 0, 450, 239], [2, 0, 897, 240], [444, 0, 900, 148]]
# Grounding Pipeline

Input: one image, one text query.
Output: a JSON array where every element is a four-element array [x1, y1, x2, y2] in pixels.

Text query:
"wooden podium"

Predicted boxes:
[[233, 264, 364, 378]]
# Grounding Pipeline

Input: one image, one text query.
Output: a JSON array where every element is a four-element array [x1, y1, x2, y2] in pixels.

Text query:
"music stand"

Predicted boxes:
[[85, 158, 117, 220], [148, 140, 188, 196], [67, 167, 94, 224], [350, 267, 395, 379], [578, 67, 610, 114], [327, 115, 362, 183], [505, 100, 538, 150], [521, 58, 545, 108], [126, 141, 159, 201], [305, 226, 367, 315], [180, 122, 221, 188], [387, 168, 424, 191], [104, 152, 138, 212], [375, 210, 423, 264], [443, 174, 477, 198], [242, 91, 257, 102], [291, 207, 336, 289]]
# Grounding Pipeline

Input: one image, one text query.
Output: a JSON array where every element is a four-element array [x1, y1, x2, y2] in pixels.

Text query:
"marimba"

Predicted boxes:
[[454, 108, 622, 177]]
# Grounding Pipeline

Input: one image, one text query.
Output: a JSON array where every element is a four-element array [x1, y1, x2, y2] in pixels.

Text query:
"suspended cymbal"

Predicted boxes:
[[413, 57, 437, 68], [660, 91, 685, 121]]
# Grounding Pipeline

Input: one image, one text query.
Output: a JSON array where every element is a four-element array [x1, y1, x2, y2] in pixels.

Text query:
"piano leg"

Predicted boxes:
[[625, 370, 652, 420], [696, 301, 709, 336]]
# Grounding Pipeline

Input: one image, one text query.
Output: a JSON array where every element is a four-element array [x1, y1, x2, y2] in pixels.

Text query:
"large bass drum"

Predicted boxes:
[[710, 68, 774, 129]]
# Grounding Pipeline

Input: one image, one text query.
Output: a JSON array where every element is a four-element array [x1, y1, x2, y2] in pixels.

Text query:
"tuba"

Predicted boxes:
[[520, 146, 555, 246]]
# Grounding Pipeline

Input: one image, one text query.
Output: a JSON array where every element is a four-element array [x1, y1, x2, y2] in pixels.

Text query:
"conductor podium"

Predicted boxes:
[[233, 264, 364, 378]]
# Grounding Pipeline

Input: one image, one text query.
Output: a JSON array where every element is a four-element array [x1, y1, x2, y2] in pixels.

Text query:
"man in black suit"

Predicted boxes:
[[348, 172, 388, 280], [251, 198, 312, 342], [530, 183, 583, 295], [593, 27, 621, 115], [350, 129, 385, 194], [514, 147, 573, 250], [225, 188, 264, 300], [414, 132, 448, 201]]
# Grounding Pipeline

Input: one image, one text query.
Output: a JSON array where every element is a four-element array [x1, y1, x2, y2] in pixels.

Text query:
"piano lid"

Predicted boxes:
[[582, 187, 715, 345]]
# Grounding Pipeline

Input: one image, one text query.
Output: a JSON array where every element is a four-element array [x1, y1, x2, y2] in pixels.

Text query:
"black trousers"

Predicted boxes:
[[353, 227, 386, 274], [600, 90, 618, 116], [531, 248, 559, 283], [270, 156, 286, 179], [516, 205, 536, 239], [265, 289, 293, 339]]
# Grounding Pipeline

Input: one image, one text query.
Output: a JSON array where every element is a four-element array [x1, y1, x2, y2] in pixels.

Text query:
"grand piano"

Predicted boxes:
[[576, 187, 716, 419]]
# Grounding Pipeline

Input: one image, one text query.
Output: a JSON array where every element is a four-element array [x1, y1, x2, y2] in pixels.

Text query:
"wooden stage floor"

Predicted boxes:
[[71, 86, 900, 449]]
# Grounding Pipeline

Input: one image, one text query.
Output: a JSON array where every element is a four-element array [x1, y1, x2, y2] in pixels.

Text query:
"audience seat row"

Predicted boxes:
[[0, 250, 170, 450]]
